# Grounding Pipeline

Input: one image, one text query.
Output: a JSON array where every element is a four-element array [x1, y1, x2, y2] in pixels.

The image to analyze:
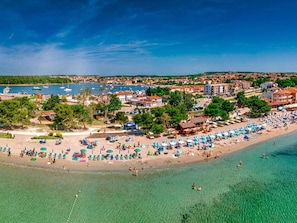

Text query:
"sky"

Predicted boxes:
[[1, 0, 297, 76]]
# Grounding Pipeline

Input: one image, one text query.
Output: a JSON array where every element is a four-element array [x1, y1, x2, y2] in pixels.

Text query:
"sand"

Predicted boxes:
[[0, 111, 295, 173]]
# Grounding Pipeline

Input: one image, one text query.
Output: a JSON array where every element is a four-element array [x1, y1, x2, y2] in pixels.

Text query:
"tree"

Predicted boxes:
[[204, 103, 222, 120], [132, 113, 154, 132], [221, 100, 235, 113], [77, 88, 91, 107], [246, 96, 271, 118], [183, 93, 195, 111], [108, 94, 122, 114], [168, 91, 182, 107], [71, 104, 92, 129], [53, 104, 74, 130], [150, 123, 164, 134], [235, 91, 247, 108], [43, 94, 60, 111], [114, 112, 128, 124]]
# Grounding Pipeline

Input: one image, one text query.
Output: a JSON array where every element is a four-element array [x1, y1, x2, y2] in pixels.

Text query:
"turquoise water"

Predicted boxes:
[[1, 132, 297, 223]]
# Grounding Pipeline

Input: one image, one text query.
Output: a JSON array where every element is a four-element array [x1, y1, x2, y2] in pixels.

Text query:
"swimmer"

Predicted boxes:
[[192, 183, 196, 190], [197, 187, 202, 191]]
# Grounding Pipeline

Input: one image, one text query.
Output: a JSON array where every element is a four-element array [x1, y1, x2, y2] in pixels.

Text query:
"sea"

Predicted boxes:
[[1, 131, 297, 223], [0, 84, 148, 96]]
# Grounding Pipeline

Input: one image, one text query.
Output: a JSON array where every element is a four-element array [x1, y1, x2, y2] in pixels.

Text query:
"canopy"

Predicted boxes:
[[124, 122, 136, 127], [134, 148, 141, 153], [106, 149, 113, 153], [80, 149, 87, 153], [40, 147, 47, 151]]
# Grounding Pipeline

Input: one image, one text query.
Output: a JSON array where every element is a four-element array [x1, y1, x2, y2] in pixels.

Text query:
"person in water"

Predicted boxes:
[[192, 183, 196, 190]]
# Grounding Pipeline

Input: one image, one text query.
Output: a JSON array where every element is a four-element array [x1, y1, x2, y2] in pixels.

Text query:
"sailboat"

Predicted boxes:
[[43, 82, 49, 88], [64, 83, 72, 92], [60, 82, 65, 89]]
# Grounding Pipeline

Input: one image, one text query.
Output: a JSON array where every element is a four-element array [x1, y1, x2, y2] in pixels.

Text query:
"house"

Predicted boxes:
[[146, 96, 162, 106], [178, 121, 197, 135], [189, 116, 208, 127], [115, 91, 133, 103]]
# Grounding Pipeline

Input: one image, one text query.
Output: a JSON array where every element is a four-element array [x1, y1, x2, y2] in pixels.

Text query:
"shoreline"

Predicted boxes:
[[0, 114, 296, 174]]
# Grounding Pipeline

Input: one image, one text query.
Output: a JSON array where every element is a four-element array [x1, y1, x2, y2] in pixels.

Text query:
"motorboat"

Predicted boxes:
[[32, 86, 41, 90], [64, 87, 72, 92]]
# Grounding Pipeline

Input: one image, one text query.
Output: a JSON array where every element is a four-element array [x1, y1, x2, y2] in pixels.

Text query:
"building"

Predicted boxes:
[[204, 83, 232, 96], [115, 91, 133, 103]]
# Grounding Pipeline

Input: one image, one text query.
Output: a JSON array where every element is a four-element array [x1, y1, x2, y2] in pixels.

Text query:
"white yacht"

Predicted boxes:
[[32, 86, 41, 90]]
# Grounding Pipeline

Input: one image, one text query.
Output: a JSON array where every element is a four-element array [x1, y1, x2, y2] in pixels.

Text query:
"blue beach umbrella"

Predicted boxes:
[[106, 149, 113, 153], [40, 147, 47, 151], [134, 148, 141, 153]]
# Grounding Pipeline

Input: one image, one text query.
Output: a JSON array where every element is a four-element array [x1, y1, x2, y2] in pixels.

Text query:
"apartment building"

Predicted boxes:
[[204, 83, 232, 96]]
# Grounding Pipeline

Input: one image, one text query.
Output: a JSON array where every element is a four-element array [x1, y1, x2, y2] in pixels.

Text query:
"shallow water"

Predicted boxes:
[[1, 132, 297, 223]]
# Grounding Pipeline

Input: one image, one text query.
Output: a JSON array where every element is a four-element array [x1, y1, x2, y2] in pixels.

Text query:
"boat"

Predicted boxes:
[[64, 88, 72, 92], [64, 84, 72, 92], [60, 82, 65, 89], [32, 86, 41, 90], [3, 86, 10, 94], [43, 85, 49, 88]]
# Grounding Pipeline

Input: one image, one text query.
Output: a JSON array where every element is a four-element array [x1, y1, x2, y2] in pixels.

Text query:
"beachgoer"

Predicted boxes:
[[197, 187, 202, 191], [129, 167, 132, 171], [192, 183, 196, 190]]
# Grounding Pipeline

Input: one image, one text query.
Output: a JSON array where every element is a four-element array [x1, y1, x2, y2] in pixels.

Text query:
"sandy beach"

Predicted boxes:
[[0, 111, 296, 173]]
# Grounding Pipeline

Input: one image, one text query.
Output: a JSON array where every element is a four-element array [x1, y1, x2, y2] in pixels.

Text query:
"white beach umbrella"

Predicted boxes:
[[178, 139, 184, 144], [170, 141, 177, 146], [161, 142, 168, 147], [186, 138, 193, 143]]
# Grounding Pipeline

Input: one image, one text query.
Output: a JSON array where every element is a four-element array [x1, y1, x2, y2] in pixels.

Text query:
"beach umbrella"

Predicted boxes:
[[30, 157, 37, 161], [186, 138, 193, 143], [170, 140, 176, 146], [106, 149, 113, 153], [80, 149, 87, 153], [66, 148, 71, 152], [134, 148, 141, 153], [40, 147, 47, 151], [176, 149, 182, 155], [178, 139, 184, 144], [161, 141, 168, 147], [244, 135, 249, 140]]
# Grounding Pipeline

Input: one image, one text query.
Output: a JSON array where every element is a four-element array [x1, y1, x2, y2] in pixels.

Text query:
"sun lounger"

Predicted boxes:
[[97, 155, 100, 160], [3, 147, 6, 152], [115, 154, 119, 160], [120, 154, 123, 160], [63, 154, 66, 159], [93, 155, 97, 161], [58, 154, 62, 159]]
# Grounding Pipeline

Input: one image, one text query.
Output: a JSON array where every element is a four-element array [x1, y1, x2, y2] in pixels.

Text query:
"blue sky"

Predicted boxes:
[[1, 0, 297, 75]]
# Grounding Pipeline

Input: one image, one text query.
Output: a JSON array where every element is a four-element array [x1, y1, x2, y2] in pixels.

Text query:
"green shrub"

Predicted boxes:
[[48, 132, 54, 136]]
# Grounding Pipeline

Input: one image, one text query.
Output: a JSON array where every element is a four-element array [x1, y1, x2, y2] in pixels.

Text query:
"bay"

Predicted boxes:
[[0, 84, 148, 96]]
